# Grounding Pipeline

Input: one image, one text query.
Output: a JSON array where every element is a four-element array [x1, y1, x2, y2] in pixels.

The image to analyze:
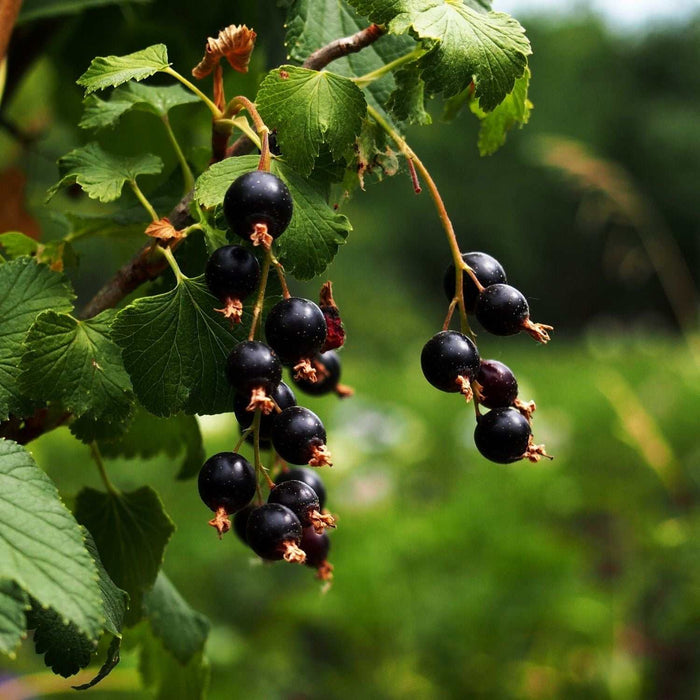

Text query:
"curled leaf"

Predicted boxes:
[[192, 25, 257, 78]]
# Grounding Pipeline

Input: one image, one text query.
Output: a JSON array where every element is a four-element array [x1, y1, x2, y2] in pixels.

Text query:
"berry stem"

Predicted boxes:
[[225, 96, 270, 171], [89, 442, 118, 496], [366, 105, 474, 336], [163, 66, 223, 119], [248, 249, 271, 341], [271, 258, 291, 298], [352, 47, 426, 88], [221, 116, 262, 150], [159, 245, 186, 283], [252, 409, 275, 489], [161, 115, 195, 194], [234, 426, 254, 452], [129, 180, 159, 223]]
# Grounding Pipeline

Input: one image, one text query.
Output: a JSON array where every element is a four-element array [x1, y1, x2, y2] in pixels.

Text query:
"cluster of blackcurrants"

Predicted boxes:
[[196, 168, 349, 580], [421, 252, 553, 464]]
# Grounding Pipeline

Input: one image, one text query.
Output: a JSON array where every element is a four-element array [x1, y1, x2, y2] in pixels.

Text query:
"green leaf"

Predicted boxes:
[[143, 573, 209, 664], [19, 310, 134, 429], [349, 0, 531, 110], [112, 276, 245, 417], [74, 487, 174, 626], [139, 624, 210, 700], [0, 580, 29, 657], [26, 602, 95, 677], [73, 636, 122, 691], [69, 410, 133, 444], [470, 69, 532, 155], [0, 440, 103, 642], [80, 82, 199, 130], [343, 117, 399, 191], [386, 63, 432, 125], [192, 203, 228, 255], [285, 0, 415, 121], [77, 44, 170, 95], [0, 232, 39, 259], [0, 258, 74, 420], [48, 142, 163, 203], [99, 408, 204, 481], [18, 0, 152, 24], [256, 65, 367, 176], [195, 156, 351, 279]]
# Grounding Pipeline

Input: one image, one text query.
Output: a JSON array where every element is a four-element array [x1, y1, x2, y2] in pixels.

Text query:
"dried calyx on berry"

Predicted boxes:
[[292, 350, 353, 398], [205, 245, 261, 323], [223, 171, 293, 248], [245, 503, 306, 563], [234, 380, 296, 439], [475, 284, 553, 343], [226, 340, 282, 413], [198, 452, 256, 537], [268, 479, 336, 534], [265, 297, 327, 382], [474, 407, 551, 464], [300, 527, 334, 583], [421, 330, 480, 402], [271, 406, 332, 466]]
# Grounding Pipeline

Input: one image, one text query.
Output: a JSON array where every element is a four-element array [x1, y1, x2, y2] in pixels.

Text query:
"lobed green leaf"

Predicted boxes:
[[77, 44, 170, 95], [386, 63, 432, 125], [0, 580, 29, 657]]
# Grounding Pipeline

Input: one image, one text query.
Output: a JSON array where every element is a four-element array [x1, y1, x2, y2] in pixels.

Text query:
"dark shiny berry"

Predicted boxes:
[[476, 359, 518, 409], [268, 480, 319, 527], [265, 297, 327, 365], [224, 171, 293, 241], [474, 407, 531, 464], [443, 252, 506, 312], [245, 504, 302, 560], [300, 527, 330, 568], [275, 467, 327, 510], [421, 331, 480, 393], [271, 406, 329, 465], [233, 505, 255, 544], [226, 341, 282, 394], [198, 452, 256, 514], [234, 381, 296, 439], [205, 245, 260, 303], [292, 350, 340, 396], [475, 284, 530, 336]]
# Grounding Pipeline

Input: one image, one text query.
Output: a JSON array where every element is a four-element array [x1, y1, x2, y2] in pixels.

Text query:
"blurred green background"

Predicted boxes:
[[1, 0, 698, 698]]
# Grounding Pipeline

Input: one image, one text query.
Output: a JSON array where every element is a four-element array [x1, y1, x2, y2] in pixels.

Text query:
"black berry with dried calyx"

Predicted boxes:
[[443, 252, 506, 312], [265, 297, 327, 381], [224, 171, 293, 247], [421, 330, 480, 402], [271, 406, 332, 466], [245, 503, 306, 563], [300, 527, 333, 582], [292, 350, 353, 398], [275, 467, 327, 510], [474, 407, 551, 464], [226, 340, 282, 413], [268, 479, 335, 534], [198, 452, 256, 537], [476, 359, 535, 419], [475, 284, 553, 343], [205, 245, 260, 323], [234, 380, 296, 439]]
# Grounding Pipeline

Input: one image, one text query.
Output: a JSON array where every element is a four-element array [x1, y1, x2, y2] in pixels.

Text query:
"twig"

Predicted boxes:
[[302, 24, 385, 69]]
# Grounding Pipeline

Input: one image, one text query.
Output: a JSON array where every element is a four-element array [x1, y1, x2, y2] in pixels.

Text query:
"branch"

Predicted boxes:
[[302, 23, 385, 69]]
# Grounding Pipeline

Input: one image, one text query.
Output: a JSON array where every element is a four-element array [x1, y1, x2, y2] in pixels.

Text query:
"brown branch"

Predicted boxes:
[[0, 21, 388, 444], [0, 0, 23, 64]]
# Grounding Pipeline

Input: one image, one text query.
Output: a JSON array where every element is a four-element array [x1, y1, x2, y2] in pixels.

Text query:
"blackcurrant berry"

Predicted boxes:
[[233, 504, 255, 544], [443, 252, 506, 313], [421, 330, 480, 401], [275, 467, 327, 510], [292, 350, 353, 398], [205, 245, 260, 303], [476, 359, 518, 409], [223, 171, 293, 246], [268, 479, 335, 533], [198, 452, 256, 536], [265, 297, 327, 378], [271, 406, 332, 466], [474, 407, 550, 464], [299, 527, 333, 581], [226, 341, 282, 413], [245, 503, 305, 563], [475, 284, 553, 343], [234, 381, 296, 439]]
